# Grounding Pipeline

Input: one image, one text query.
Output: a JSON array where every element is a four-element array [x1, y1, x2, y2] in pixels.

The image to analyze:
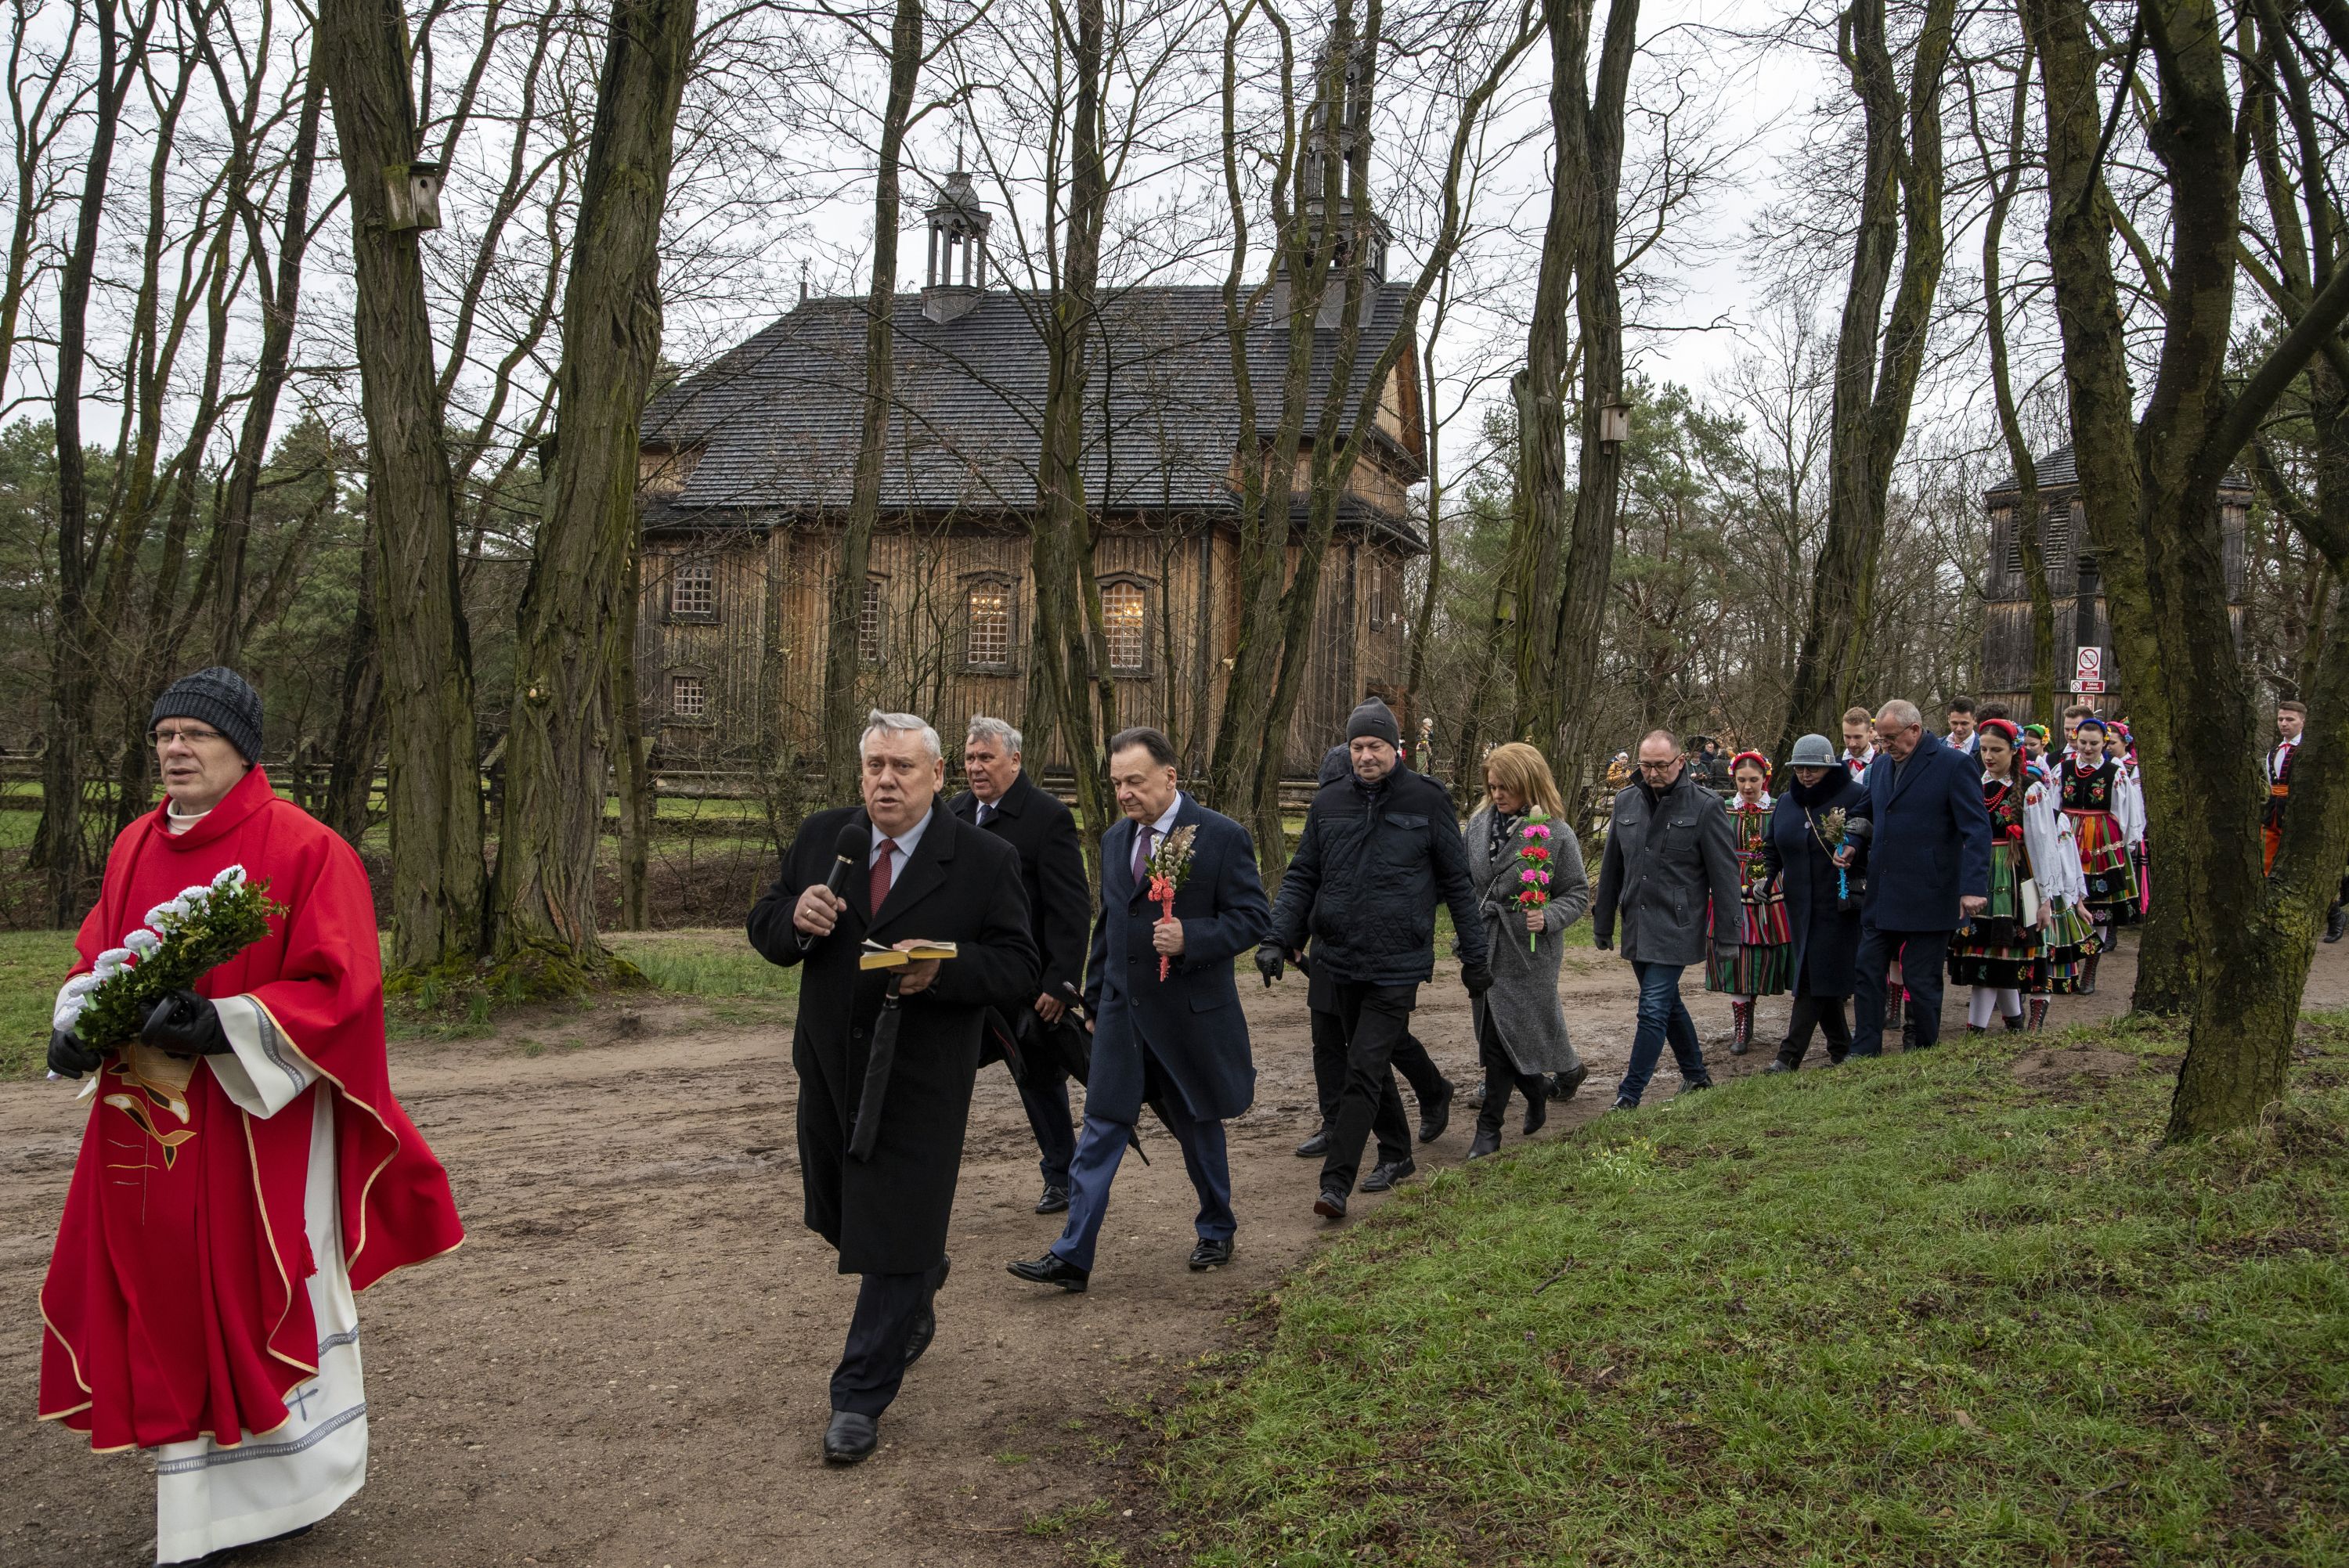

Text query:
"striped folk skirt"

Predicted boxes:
[[1706, 896, 1793, 996], [2067, 809, 2142, 925]]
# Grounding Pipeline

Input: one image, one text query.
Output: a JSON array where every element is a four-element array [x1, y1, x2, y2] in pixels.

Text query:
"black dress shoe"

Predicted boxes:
[[902, 1255, 950, 1368], [1551, 1063, 1589, 1101], [1361, 1158, 1414, 1193], [1681, 1077, 1714, 1093], [1034, 1183, 1070, 1215], [1294, 1128, 1333, 1159], [1417, 1080, 1455, 1144], [823, 1411, 879, 1465], [1763, 1058, 1795, 1074], [1006, 1253, 1089, 1292], [1313, 1186, 1348, 1219], [1466, 1127, 1502, 1159], [1188, 1237, 1234, 1270]]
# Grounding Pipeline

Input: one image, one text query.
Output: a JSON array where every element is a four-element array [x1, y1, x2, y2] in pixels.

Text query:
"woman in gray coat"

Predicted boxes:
[[1463, 743, 1591, 1159]]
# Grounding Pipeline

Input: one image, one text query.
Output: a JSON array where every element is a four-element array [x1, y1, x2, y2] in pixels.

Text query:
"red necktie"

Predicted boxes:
[[870, 838, 897, 912]]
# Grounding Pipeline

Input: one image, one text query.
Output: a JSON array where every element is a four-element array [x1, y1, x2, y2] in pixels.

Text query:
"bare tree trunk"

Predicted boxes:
[[821, 0, 922, 803], [614, 542, 653, 931], [2029, 0, 2349, 1137], [1026, 0, 1115, 845], [210, 39, 326, 666], [492, 0, 696, 987], [37, 0, 143, 925], [1973, 38, 2058, 722], [323, 506, 384, 849], [1777, 0, 1954, 755], [320, 0, 486, 975]]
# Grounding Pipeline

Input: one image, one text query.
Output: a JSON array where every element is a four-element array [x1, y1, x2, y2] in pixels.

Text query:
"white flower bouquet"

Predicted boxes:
[[54, 865, 286, 1049]]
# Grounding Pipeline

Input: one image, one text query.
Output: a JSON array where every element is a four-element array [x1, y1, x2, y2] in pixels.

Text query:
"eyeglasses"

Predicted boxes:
[[1636, 759, 1679, 773], [149, 726, 226, 747]]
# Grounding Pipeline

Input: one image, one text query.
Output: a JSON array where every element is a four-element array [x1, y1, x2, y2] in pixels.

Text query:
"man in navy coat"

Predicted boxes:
[[1007, 726, 1269, 1291], [1842, 698, 1994, 1055]]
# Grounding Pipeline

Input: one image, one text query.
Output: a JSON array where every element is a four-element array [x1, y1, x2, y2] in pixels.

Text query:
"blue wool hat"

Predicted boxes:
[[151, 667, 262, 762]]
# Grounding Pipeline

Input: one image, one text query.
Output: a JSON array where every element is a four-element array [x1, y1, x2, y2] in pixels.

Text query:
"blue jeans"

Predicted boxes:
[[1050, 1105, 1235, 1274], [1615, 961, 1710, 1105]]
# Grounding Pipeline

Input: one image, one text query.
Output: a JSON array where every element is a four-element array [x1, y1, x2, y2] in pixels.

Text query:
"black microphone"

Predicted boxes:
[[799, 821, 870, 951]]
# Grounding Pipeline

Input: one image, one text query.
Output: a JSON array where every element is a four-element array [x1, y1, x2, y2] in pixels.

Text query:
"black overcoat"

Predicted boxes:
[[1763, 777, 1868, 997], [948, 770, 1090, 997], [748, 803, 1038, 1275], [1083, 795, 1268, 1126], [1847, 730, 1994, 932]]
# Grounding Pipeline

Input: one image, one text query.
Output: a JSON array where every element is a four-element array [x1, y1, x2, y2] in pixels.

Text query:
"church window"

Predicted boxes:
[[1102, 580, 1146, 672], [669, 672, 707, 721], [670, 560, 716, 619], [858, 576, 886, 663], [965, 576, 1013, 669]]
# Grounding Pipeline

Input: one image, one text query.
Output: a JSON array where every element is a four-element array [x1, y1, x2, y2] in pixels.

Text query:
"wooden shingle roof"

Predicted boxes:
[[641, 282, 1427, 549]]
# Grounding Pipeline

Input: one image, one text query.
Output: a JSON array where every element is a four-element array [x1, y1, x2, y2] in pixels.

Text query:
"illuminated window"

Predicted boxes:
[[1102, 580, 1146, 672], [669, 672, 706, 720], [857, 577, 885, 663], [670, 560, 715, 618], [966, 579, 1012, 668]]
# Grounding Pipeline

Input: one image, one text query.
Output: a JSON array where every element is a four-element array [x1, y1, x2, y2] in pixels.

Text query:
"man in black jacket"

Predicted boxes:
[[950, 716, 1092, 1213], [749, 712, 1038, 1465], [1262, 699, 1492, 1218], [1300, 698, 1456, 1157]]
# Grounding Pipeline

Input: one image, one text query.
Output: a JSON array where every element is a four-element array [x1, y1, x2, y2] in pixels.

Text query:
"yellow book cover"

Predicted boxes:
[[859, 940, 958, 970]]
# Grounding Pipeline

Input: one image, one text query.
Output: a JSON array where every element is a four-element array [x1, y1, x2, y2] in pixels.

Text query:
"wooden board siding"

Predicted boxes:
[[639, 515, 1415, 779]]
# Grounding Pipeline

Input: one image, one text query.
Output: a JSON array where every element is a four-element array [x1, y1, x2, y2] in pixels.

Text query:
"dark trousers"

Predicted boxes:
[[831, 1259, 948, 1417], [1309, 1007, 1434, 1164], [1014, 1062, 1077, 1189], [1320, 982, 1422, 1193], [1776, 991, 1852, 1067], [1616, 961, 1710, 1105], [1474, 1011, 1544, 1132], [1853, 925, 1951, 1055], [1051, 1105, 1234, 1274]]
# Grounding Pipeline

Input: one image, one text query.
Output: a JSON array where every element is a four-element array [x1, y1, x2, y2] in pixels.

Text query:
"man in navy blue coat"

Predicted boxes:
[[1842, 699, 1994, 1055], [1007, 726, 1269, 1291]]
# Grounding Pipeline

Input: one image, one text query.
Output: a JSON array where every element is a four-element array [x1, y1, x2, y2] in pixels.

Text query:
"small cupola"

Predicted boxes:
[[1288, 28, 1391, 315], [922, 168, 990, 324]]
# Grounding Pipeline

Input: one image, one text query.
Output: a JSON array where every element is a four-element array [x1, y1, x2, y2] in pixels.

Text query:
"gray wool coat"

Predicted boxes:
[[1592, 771, 1743, 969], [1463, 806, 1590, 1076]]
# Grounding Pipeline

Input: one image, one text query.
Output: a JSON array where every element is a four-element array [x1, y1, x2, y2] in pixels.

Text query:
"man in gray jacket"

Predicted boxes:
[[1592, 729, 1743, 1108]]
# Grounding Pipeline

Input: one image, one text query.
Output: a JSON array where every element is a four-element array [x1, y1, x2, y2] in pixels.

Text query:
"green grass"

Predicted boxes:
[[0, 929, 80, 1076], [605, 929, 799, 1000], [1155, 1015, 2349, 1566]]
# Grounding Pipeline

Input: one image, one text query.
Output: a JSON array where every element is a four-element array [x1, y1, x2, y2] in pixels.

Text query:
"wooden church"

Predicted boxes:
[[632, 163, 1427, 777], [1978, 445, 2250, 718]]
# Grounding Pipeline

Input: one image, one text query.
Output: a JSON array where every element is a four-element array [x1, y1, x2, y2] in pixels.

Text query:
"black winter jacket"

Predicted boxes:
[[1268, 767, 1488, 985]]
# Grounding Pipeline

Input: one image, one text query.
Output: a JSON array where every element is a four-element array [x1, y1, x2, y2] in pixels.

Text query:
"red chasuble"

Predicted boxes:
[[38, 767, 463, 1451]]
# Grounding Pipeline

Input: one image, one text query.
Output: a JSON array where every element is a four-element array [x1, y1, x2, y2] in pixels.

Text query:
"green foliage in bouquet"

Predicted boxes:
[[61, 867, 287, 1049]]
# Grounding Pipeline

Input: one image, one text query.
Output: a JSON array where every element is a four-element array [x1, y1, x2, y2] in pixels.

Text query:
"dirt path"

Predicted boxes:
[[7, 934, 2345, 1566]]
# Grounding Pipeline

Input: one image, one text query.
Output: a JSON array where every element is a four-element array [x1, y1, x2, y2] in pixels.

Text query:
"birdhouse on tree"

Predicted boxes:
[[384, 160, 444, 232]]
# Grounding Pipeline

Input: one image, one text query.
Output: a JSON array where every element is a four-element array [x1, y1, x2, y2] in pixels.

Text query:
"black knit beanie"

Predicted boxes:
[[1346, 697, 1400, 748], [152, 667, 262, 762]]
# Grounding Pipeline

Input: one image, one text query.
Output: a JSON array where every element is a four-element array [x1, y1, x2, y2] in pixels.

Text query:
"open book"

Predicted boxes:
[[860, 939, 958, 971]]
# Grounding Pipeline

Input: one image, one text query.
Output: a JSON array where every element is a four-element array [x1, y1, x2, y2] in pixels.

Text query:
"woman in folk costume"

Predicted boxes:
[[2110, 719, 2151, 917], [38, 669, 463, 1566], [1705, 751, 1793, 1056], [1947, 721, 2096, 1033], [2021, 723, 2052, 779], [2060, 716, 2140, 994], [1461, 742, 1591, 1159]]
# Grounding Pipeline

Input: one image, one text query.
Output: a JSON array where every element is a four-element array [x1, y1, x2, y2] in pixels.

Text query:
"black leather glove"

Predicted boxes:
[[1593, 931, 1614, 952], [1254, 944, 1285, 986], [47, 1027, 103, 1079], [1461, 963, 1495, 998], [141, 989, 231, 1056]]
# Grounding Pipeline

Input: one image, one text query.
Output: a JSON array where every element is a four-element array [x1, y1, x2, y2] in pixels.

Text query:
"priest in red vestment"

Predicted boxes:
[[38, 667, 463, 1565]]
